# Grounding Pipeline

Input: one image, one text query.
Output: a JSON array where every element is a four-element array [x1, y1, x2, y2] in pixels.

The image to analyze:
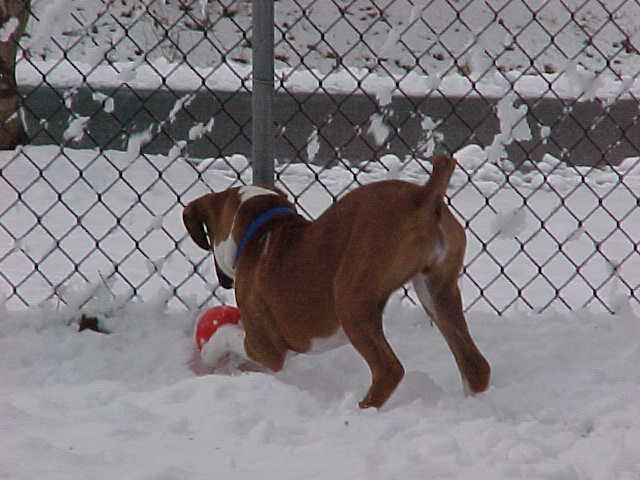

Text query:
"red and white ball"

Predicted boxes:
[[194, 305, 241, 351]]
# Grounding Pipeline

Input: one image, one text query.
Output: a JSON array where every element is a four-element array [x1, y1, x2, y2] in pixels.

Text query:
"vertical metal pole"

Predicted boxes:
[[251, 0, 275, 186]]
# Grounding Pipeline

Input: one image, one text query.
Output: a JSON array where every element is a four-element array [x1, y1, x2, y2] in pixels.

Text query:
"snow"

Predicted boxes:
[[306, 128, 320, 163], [367, 113, 391, 146], [27, 0, 68, 53], [188, 118, 215, 141], [491, 207, 528, 239], [3, 275, 640, 479], [563, 61, 604, 102], [91, 92, 115, 114], [24, 0, 640, 78], [125, 126, 154, 161], [18, 0, 640, 103], [62, 116, 90, 143], [3, 1, 640, 477], [482, 92, 533, 164], [16, 57, 640, 101]]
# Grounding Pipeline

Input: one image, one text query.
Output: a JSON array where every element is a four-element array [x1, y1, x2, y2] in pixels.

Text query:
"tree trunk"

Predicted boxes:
[[0, 0, 29, 149]]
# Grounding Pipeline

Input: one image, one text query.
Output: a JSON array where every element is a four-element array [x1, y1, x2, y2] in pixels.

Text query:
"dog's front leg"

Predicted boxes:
[[241, 321, 290, 373], [413, 273, 490, 395]]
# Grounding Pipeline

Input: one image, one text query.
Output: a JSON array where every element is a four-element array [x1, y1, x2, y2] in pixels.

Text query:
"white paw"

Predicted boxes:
[[200, 324, 246, 367]]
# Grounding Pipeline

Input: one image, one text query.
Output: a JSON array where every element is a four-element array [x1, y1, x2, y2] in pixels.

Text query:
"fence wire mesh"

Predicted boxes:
[[0, 0, 638, 315]]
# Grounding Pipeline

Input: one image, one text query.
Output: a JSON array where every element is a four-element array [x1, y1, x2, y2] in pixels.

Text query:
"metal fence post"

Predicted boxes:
[[251, 0, 275, 186]]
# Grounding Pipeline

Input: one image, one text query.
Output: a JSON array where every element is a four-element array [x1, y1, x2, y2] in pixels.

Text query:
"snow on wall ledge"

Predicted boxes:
[[16, 59, 640, 100]]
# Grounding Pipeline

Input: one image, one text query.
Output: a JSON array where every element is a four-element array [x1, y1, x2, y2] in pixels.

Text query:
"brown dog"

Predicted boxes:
[[183, 153, 490, 408]]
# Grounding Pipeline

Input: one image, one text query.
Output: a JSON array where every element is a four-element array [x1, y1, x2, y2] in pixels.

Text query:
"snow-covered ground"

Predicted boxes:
[[20, 0, 640, 99], [26, 0, 640, 78], [3, 288, 640, 480], [2, 1, 639, 478]]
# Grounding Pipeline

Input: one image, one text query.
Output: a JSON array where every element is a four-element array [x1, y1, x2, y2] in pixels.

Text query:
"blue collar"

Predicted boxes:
[[234, 207, 295, 265]]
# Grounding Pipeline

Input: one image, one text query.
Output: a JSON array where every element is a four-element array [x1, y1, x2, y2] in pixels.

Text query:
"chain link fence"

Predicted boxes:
[[0, 0, 638, 314]]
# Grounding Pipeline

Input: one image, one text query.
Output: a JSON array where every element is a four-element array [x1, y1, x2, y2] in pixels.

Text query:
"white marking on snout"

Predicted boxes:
[[213, 186, 278, 279], [307, 328, 349, 354]]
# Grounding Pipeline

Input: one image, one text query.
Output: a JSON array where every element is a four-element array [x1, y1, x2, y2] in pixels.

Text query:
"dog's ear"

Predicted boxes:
[[183, 196, 213, 250]]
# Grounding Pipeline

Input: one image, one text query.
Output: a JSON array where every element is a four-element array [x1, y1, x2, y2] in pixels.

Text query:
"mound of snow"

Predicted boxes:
[[3, 294, 640, 479]]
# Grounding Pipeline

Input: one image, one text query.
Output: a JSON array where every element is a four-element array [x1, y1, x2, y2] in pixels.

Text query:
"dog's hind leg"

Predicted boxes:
[[337, 298, 405, 409], [412, 273, 490, 395]]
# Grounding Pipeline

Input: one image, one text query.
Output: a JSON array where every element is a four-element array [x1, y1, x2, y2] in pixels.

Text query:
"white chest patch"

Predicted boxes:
[[213, 186, 280, 278], [214, 234, 238, 280]]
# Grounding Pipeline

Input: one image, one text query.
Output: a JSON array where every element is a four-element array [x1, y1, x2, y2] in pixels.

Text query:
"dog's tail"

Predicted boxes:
[[421, 153, 456, 213], [425, 153, 456, 197], [419, 153, 456, 219], [183, 196, 212, 251]]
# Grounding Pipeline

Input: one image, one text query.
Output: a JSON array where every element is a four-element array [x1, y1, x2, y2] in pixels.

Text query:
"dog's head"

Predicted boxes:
[[183, 185, 293, 288]]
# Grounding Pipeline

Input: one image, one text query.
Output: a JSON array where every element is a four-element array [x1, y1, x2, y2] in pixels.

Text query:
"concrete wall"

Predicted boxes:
[[21, 86, 639, 167]]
